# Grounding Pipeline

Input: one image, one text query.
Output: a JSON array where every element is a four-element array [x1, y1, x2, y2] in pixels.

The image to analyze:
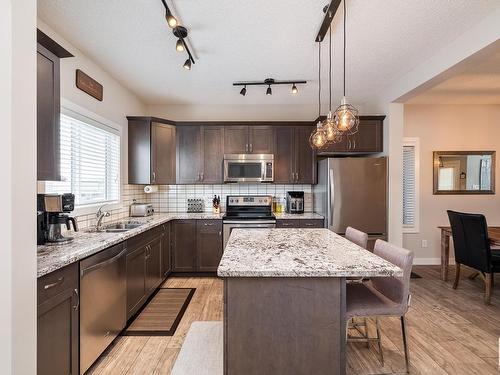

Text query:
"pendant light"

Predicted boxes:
[[309, 40, 328, 149], [334, 0, 359, 135], [322, 26, 342, 143]]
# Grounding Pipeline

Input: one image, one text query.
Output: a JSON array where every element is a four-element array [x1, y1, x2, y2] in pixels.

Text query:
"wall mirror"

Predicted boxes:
[[433, 151, 495, 195]]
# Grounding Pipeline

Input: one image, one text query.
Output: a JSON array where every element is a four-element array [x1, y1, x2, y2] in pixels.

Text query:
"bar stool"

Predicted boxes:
[[346, 239, 414, 374], [346, 226, 369, 249]]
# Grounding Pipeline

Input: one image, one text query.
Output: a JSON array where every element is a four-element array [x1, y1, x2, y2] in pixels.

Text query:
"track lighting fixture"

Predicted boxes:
[[160, 0, 196, 70], [165, 10, 177, 28], [233, 78, 306, 96], [175, 39, 185, 52]]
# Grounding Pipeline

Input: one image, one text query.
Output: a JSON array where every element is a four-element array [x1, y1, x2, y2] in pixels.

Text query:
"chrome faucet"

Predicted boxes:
[[96, 205, 111, 231]]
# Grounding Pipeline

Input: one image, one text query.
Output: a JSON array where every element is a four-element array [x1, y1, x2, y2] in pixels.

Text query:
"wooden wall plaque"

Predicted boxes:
[[76, 69, 103, 101]]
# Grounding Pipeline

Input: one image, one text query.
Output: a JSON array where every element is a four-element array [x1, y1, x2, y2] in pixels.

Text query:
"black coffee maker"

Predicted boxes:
[[37, 193, 78, 245]]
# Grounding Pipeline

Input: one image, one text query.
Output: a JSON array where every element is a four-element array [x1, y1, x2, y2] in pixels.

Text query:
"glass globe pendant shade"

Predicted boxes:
[[309, 121, 328, 149], [334, 96, 359, 135], [322, 111, 343, 144]]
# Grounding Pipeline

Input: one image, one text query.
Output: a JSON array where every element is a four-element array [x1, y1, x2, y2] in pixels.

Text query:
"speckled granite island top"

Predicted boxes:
[[218, 228, 402, 278], [37, 213, 223, 278]]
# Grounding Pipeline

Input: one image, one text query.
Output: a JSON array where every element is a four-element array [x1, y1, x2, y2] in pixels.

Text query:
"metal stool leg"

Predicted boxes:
[[400, 315, 410, 374]]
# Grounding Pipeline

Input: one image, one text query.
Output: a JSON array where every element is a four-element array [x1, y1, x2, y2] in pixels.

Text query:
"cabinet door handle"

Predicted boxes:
[[152, 172, 156, 182], [219, 231, 222, 236], [250, 143, 253, 152], [352, 139, 356, 149], [73, 288, 80, 311], [44, 276, 64, 290], [296, 172, 299, 182], [347, 139, 351, 150], [204, 222, 214, 226], [200, 173, 204, 181]]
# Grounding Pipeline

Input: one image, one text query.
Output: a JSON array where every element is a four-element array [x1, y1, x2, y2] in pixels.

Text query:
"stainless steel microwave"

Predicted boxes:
[[223, 154, 274, 183]]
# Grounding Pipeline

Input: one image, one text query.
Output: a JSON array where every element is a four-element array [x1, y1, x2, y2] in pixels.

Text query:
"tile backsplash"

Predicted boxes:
[[144, 184, 313, 213], [70, 184, 147, 230]]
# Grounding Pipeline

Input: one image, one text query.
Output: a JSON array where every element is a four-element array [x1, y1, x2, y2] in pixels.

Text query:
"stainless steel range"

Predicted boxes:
[[223, 195, 276, 248]]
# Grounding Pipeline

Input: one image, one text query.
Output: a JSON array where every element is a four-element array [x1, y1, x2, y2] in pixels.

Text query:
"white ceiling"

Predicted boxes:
[[38, 0, 500, 108], [406, 48, 500, 105]]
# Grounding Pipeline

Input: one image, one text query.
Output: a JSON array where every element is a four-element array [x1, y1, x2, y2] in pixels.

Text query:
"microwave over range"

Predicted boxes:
[[223, 154, 274, 183]]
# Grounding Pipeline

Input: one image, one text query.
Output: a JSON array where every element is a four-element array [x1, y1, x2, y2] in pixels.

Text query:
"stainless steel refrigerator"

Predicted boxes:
[[313, 157, 387, 250]]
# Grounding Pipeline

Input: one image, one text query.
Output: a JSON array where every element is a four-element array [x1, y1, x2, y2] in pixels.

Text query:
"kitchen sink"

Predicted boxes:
[[104, 221, 143, 232]]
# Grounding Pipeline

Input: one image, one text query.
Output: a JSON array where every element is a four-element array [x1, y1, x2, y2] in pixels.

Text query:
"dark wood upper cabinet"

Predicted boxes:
[[196, 220, 223, 272], [37, 45, 61, 181], [224, 126, 248, 153], [201, 126, 224, 183], [177, 125, 202, 183], [274, 127, 295, 183], [223, 125, 274, 154], [318, 116, 385, 154], [172, 220, 197, 272], [37, 263, 79, 375], [249, 126, 275, 154], [128, 117, 176, 184], [36, 30, 72, 181], [177, 125, 224, 184], [294, 126, 316, 183], [274, 126, 316, 184]]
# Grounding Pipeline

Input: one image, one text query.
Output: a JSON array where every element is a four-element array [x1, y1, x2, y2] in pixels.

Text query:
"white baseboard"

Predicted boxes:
[[413, 257, 455, 266]]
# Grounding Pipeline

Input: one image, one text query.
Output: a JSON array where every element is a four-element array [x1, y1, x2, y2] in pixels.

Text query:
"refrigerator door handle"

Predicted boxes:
[[329, 169, 335, 226]]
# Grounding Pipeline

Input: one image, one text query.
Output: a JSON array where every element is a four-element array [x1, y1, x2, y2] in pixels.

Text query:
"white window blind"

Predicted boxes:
[[403, 138, 419, 233], [46, 109, 121, 206]]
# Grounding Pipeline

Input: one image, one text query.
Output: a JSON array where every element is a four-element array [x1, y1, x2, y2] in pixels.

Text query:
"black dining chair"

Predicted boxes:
[[447, 210, 500, 304]]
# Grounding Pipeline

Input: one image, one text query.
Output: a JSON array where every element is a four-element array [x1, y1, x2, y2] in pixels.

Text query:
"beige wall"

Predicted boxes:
[[403, 104, 500, 263], [1, 0, 37, 373]]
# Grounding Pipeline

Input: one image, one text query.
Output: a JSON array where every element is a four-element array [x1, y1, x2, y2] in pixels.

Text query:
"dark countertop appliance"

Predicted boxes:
[[286, 191, 304, 214], [37, 193, 78, 245]]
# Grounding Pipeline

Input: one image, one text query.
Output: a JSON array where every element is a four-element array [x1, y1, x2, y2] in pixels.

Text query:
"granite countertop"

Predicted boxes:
[[274, 212, 324, 220], [37, 212, 223, 278], [217, 228, 403, 278]]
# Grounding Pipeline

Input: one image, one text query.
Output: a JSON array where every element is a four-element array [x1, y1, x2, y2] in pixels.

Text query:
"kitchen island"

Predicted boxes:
[[217, 228, 402, 375]]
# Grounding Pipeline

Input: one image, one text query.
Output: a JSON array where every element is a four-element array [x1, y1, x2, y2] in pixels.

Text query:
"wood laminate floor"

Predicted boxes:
[[87, 266, 500, 375]]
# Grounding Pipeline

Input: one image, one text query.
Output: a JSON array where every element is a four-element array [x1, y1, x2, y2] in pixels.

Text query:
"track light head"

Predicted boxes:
[[291, 83, 298, 94], [183, 58, 192, 70], [176, 39, 185, 52], [165, 10, 177, 28], [266, 85, 272, 96], [240, 86, 247, 96]]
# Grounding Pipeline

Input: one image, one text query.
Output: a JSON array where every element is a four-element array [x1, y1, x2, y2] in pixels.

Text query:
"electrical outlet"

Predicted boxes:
[[421, 239, 428, 248]]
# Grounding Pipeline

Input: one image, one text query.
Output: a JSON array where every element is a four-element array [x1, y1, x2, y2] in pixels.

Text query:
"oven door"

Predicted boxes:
[[223, 220, 276, 249], [224, 154, 274, 183]]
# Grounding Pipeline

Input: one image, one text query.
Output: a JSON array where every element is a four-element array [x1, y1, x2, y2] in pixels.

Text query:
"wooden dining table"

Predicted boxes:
[[438, 226, 500, 281]]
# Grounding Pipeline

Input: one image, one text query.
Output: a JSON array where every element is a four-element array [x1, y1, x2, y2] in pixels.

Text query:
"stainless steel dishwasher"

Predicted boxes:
[[80, 243, 127, 374]]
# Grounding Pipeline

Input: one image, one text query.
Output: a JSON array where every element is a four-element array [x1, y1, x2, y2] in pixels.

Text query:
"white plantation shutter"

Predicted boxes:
[[402, 138, 419, 232], [46, 109, 121, 206]]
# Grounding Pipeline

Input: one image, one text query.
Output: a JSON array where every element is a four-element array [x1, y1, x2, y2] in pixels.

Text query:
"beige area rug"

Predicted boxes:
[[171, 321, 223, 375], [124, 288, 195, 336]]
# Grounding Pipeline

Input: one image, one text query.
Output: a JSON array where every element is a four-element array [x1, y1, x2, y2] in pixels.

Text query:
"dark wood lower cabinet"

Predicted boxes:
[[172, 220, 223, 273], [37, 263, 79, 375], [146, 234, 163, 293], [172, 220, 197, 272], [126, 245, 147, 319], [197, 220, 223, 272], [276, 219, 324, 228], [161, 222, 172, 278]]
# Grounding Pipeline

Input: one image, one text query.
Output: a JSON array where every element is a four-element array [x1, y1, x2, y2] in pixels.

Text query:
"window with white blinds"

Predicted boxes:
[[403, 138, 419, 233], [46, 109, 121, 206]]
